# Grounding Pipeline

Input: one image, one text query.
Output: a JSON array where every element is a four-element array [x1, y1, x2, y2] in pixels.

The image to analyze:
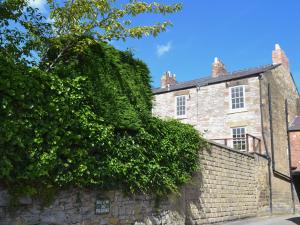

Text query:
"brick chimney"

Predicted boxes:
[[211, 57, 227, 78], [160, 71, 176, 88], [272, 44, 289, 72]]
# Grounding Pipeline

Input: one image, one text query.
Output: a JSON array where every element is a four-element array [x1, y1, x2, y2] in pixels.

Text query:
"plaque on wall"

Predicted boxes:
[[95, 198, 110, 214]]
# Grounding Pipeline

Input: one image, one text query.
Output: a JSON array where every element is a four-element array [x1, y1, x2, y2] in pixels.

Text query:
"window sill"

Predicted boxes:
[[227, 108, 248, 114], [176, 115, 187, 120]]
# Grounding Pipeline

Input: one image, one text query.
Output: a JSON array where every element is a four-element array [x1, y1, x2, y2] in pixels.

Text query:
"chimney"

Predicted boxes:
[[160, 71, 176, 88], [272, 44, 289, 71], [211, 57, 227, 78]]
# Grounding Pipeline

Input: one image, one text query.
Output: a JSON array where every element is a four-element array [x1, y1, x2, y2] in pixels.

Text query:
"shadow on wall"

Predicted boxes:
[[287, 217, 300, 225], [184, 148, 212, 224], [184, 170, 205, 225]]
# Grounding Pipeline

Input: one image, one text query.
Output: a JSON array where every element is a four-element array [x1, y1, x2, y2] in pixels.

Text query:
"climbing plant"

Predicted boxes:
[[0, 0, 208, 206], [0, 41, 208, 203]]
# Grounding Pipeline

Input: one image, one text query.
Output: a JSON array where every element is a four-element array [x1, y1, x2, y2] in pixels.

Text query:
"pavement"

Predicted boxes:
[[221, 215, 300, 225]]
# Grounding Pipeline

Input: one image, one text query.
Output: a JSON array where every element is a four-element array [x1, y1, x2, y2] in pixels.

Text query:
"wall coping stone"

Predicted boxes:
[[253, 152, 269, 160], [207, 140, 255, 158]]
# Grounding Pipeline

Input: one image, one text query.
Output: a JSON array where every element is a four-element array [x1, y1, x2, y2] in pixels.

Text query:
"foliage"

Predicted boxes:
[[0, 0, 52, 65], [46, 0, 182, 71], [49, 0, 182, 41], [0, 42, 208, 201], [44, 36, 153, 129], [1, 0, 182, 70], [0, 0, 206, 204]]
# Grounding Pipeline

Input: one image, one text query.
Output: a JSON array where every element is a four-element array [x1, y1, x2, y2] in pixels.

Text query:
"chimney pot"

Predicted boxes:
[[272, 43, 289, 72], [160, 71, 176, 88], [211, 57, 227, 78]]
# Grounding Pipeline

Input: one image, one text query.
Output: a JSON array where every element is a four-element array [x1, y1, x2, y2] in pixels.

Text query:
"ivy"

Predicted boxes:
[[0, 41, 208, 203]]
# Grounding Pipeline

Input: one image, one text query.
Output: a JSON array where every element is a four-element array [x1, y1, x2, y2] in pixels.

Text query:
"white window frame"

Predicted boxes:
[[229, 85, 246, 110], [231, 127, 247, 151], [175, 95, 187, 119]]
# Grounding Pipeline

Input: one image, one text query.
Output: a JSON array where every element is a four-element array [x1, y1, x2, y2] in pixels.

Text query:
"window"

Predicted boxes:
[[176, 95, 186, 117], [230, 86, 245, 109], [232, 127, 246, 151]]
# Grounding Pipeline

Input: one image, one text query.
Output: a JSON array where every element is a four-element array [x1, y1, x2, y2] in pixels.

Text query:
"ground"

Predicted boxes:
[[221, 215, 300, 225]]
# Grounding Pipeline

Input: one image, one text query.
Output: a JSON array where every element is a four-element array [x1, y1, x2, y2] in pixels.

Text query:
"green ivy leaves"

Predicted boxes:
[[0, 41, 207, 204]]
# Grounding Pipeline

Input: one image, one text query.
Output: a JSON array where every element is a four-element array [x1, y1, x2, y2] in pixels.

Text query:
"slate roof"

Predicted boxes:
[[289, 116, 300, 131], [152, 64, 280, 94]]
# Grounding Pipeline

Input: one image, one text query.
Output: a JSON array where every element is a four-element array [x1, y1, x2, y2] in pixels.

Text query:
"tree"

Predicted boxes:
[[0, 0, 182, 70], [49, 0, 182, 41], [0, 0, 52, 65], [46, 0, 182, 71]]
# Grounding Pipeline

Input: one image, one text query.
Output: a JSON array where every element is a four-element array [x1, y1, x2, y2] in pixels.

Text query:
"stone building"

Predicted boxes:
[[152, 44, 300, 214]]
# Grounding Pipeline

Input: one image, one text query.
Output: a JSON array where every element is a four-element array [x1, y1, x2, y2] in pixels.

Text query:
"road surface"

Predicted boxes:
[[221, 215, 300, 225]]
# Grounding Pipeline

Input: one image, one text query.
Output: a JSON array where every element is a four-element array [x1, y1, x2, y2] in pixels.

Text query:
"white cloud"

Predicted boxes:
[[156, 41, 172, 57], [28, 0, 47, 13]]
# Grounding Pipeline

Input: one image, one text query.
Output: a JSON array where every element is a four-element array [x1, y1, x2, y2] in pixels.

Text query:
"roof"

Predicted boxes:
[[152, 64, 280, 94], [289, 116, 300, 131]]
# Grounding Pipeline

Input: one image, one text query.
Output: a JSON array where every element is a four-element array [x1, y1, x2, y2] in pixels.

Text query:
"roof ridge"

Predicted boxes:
[[153, 63, 278, 94], [177, 76, 210, 84], [230, 64, 274, 75]]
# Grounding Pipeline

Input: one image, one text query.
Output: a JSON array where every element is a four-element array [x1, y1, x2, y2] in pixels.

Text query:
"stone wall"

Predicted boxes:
[[2, 187, 185, 225], [185, 142, 269, 224], [0, 142, 270, 225]]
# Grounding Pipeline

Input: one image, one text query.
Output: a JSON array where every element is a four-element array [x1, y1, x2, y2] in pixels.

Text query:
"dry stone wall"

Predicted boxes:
[[0, 142, 270, 225], [185, 142, 269, 224]]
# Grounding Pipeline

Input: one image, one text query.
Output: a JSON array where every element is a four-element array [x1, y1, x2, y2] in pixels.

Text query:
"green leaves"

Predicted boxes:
[[0, 0, 52, 65], [0, 0, 203, 205], [1, 0, 182, 71], [0, 40, 207, 203], [49, 0, 182, 41]]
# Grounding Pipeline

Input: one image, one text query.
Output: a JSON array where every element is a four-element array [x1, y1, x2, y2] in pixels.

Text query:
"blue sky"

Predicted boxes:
[[30, 0, 300, 88], [113, 0, 300, 88]]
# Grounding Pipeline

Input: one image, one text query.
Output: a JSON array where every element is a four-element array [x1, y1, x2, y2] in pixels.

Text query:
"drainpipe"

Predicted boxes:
[[268, 84, 275, 170], [259, 75, 273, 214], [285, 100, 296, 214]]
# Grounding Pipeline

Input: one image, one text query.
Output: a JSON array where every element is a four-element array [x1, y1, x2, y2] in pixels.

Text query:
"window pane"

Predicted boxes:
[[232, 127, 246, 151], [231, 86, 245, 109], [176, 96, 186, 116]]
